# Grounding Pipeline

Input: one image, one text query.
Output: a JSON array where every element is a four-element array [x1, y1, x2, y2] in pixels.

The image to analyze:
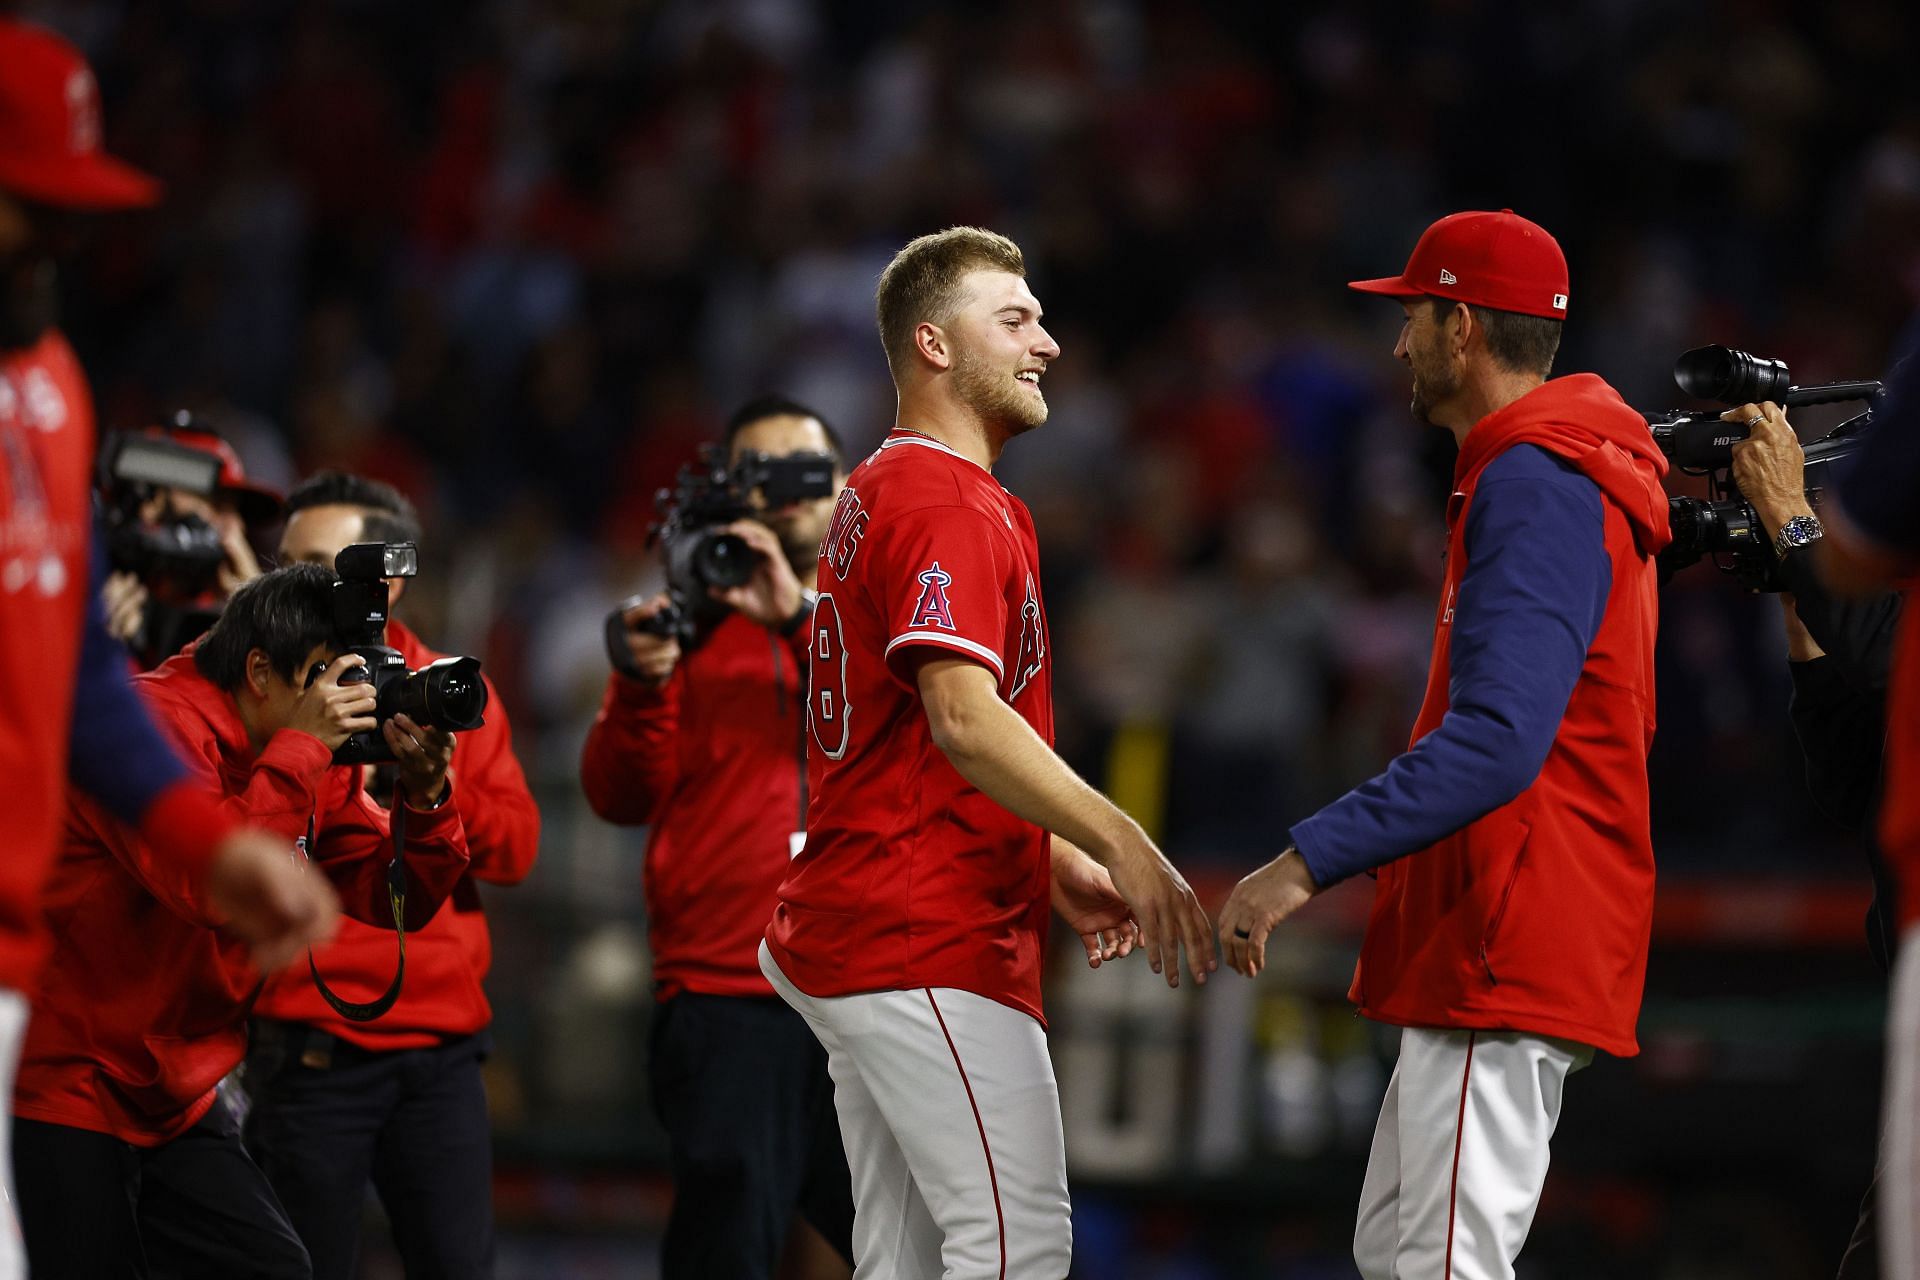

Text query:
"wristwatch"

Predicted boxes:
[[1772, 513, 1824, 560]]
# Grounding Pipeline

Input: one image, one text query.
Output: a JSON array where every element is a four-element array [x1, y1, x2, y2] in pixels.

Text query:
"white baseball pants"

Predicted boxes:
[[1354, 1026, 1591, 1280], [760, 943, 1072, 1279], [1882, 926, 1920, 1278]]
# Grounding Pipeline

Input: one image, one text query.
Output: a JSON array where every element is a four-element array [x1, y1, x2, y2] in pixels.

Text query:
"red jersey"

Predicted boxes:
[[766, 431, 1054, 1023], [252, 618, 541, 1048], [13, 653, 471, 1144], [581, 612, 809, 1000]]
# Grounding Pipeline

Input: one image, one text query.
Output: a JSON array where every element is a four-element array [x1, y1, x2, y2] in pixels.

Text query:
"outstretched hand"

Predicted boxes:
[[1051, 841, 1139, 968], [1217, 849, 1320, 977]]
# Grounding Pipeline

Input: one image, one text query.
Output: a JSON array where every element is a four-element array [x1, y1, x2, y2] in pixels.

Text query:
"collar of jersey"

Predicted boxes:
[[880, 429, 998, 481]]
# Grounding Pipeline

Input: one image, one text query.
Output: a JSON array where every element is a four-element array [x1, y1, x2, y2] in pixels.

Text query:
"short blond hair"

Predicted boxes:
[[875, 226, 1026, 379]]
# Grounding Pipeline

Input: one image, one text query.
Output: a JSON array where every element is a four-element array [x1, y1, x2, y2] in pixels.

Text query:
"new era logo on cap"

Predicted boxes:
[[1439, 269, 1458, 285]]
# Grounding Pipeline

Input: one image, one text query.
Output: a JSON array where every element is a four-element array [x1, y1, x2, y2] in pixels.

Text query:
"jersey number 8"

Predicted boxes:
[[809, 593, 852, 760]]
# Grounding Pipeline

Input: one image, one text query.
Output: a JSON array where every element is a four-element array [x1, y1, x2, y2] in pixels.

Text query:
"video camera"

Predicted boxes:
[[97, 427, 231, 660], [603, 445, 834, 662], [1647, 345, 1882, 591], [330, 542, 488, 765]]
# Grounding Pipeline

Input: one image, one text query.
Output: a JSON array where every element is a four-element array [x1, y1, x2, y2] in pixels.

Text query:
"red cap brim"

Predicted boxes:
[[0, 151, 161, 210], [1347, 275, 1424, 299]]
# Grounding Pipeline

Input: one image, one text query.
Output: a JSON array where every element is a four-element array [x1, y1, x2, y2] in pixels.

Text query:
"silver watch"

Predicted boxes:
[[1772, 513, 1824, 559]]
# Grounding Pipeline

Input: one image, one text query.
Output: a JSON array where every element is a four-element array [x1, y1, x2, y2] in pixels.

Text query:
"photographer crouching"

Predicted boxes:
[[10, 563, 474, 1279], [581, 396, 855, 1279], [1724, 398, 1902, 1278], [244, 472, 539, 1280]]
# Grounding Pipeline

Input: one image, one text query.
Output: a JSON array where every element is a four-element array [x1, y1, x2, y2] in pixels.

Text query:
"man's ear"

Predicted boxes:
[[1447, 301, 1476, 360], [243, 648, 275, 702], [914, 320, 952, 372]]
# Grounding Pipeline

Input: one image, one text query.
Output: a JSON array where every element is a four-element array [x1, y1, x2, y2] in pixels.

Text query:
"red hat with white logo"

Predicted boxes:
[[1349, 209, 1569, 320], [0, 18, 160, 209]]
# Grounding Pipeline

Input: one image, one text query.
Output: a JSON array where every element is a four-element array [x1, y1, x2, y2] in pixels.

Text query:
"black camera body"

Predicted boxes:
[[330, 542, 488, 765], [604, 445, 835, 662], [1646, 345, 1882, 591]]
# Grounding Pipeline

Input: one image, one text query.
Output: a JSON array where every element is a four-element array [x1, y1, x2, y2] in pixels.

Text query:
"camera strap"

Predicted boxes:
[[306, 787, 409, 1022]]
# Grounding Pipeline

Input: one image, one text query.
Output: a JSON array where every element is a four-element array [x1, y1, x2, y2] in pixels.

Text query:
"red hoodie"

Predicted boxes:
[[12, 653, 471, 1145], [252, 618, 540, 1048], [581, 611, 808, 1000], [1348, 374, 1670, 1057]]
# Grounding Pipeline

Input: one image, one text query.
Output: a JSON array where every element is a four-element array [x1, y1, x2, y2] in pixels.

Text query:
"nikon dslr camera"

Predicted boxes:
[[330, 542, 489, 765]]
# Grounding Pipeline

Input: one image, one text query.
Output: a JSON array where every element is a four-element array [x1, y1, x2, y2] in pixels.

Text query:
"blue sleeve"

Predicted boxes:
[[1290, 446, 1610, 886], [1837, 313, 1920, 554], [66, 529, 192, 825]]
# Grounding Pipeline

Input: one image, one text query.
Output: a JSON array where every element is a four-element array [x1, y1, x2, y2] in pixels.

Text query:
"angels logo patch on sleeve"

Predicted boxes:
[[911, 562, 956, 631], [1009, 573, 1047, 698]]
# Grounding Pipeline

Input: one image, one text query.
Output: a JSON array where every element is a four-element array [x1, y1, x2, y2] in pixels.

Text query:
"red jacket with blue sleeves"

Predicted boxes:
[[1291, 374, 1670, 1057]]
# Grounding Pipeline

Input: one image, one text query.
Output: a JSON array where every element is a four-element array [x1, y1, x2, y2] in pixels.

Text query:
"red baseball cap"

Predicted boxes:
[[1349, 209, 1569, 320], [0, 19, 160, 210], [147, 421, 285, 526]]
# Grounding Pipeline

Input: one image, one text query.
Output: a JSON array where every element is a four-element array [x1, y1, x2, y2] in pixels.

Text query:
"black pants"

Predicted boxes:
[[242, 1022, 494, 1280], [13, 1100, 311, 1279], [650, 992, 855, 1279]]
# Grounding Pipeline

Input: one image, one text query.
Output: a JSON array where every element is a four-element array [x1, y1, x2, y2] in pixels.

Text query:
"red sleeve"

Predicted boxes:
[[579, 670, 681, 826], [81, 725, 333, 929], [446, 674, 541, 886], [873, 505, 1015, 682], [313, 774, 471, 931]]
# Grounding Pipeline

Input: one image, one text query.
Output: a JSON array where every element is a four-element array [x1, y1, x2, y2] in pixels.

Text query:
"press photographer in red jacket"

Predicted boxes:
[[581, 396, 855, 1280], [245, 471, 540, 1280], [11, 563, 472, 1279]]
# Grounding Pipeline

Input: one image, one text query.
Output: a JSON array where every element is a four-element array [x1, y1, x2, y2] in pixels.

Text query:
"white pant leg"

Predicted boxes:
[[762, 944, 1072, 1279], [1353, 1053, 1404, 1279], [1352, 1026, 1587, 1280], [1882, 927, 1920, 1279], [0, 988, 28, 1280]]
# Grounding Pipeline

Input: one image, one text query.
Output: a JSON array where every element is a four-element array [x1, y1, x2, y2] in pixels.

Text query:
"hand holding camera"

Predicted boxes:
[[708, 519, 806, 629], [1725, 401, 1814, 539], [610, 594, 684, 686], [383, 713, 456, 807], [291, 654, 380, 751]]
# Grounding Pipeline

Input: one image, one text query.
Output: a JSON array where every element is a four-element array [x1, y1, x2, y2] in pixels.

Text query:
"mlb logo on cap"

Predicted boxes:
[[1350, 209, 1570, 320]]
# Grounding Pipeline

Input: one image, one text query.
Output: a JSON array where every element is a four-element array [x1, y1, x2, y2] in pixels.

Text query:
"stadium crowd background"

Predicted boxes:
[[25, 0, 1920, 1273]]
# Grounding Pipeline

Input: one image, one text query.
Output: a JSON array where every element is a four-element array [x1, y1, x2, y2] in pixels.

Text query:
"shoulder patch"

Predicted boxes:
[[910, 562, 956, 631]]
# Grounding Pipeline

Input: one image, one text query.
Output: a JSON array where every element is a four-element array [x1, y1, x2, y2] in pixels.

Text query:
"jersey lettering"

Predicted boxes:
[[809, 593, 852, 760], [822, 488, 869, 581], [1009, 572, 1047, 698], [910, 562, 956, 631]]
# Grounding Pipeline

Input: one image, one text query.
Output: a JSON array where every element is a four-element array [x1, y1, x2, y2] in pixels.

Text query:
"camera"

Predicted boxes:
[[97, 428, 231, 660], [603, 445, 834, 663], [1645, 345, 1882, 591], [329, 542, 488, 765]]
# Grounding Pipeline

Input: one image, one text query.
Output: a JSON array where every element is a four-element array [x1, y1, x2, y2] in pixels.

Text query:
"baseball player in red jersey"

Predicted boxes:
[[763, 226, 1216, 1278]]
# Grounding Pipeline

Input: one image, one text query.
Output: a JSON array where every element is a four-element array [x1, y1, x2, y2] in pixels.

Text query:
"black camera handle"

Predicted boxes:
[[305, 788, 409, 1022]]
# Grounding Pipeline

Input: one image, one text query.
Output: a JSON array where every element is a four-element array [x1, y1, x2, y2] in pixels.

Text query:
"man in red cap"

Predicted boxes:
[[1, 18, 341, 1278], [99, 414, 285, 666], [1218, 210, 1671, 1279]]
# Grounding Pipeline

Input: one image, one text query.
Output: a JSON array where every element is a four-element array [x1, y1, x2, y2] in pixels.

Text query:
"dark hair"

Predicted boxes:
[[1426, 296, 1562, 377], [194, 563, 340, 691], [724, 394, 845, 466], [875, 226, 1026, 380], [284, 470, 423, 547]]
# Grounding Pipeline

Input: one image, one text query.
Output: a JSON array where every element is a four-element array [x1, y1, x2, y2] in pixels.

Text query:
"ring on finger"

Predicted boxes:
[[1233, 926, 1251, 939], [1744, 413, 1766, 429]]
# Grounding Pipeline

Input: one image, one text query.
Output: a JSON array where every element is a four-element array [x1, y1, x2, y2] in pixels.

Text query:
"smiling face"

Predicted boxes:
[[943, 268, 1060, 437]]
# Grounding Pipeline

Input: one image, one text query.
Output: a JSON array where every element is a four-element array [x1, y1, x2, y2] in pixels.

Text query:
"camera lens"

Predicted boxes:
[[1674, 346, 1791, 405], [394, 656, 488, 731], [692, 531, 756, 589]]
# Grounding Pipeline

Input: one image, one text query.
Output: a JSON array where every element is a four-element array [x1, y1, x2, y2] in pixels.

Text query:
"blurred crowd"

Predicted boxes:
[[29, 0, 1917, 880]]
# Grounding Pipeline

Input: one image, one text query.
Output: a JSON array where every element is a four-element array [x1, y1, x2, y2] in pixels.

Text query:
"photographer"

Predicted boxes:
[[245, 471, 539, 1280], [580, 396, 855, 1280], [101, 419, 284, 668], [10, 563, 473, 1278], [1726, 400, 1901, 1279]]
